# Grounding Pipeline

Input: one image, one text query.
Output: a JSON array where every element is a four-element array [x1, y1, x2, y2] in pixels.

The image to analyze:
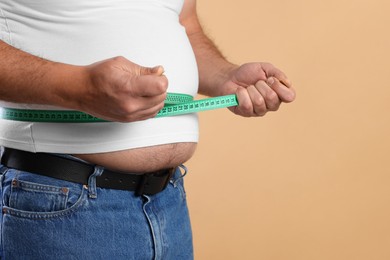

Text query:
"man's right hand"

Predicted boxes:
[[0, 41, 168, 122], [79, 56, 168, 122]]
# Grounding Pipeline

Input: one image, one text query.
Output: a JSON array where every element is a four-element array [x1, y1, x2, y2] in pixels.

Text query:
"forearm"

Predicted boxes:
[[0, 40, 86, 109], [187, 30, 238, 96]]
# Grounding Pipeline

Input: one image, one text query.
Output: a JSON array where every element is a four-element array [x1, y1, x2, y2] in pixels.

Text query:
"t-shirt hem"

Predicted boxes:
[[0, 133, 199, 154]]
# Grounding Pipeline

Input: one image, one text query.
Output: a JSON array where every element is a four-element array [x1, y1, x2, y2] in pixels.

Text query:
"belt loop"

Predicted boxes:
[[172, 165, 188, 187], [88, 165, 104, 199]]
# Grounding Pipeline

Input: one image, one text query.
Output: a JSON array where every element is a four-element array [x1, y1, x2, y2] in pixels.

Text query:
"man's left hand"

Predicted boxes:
[[221, 62, 296, 117]]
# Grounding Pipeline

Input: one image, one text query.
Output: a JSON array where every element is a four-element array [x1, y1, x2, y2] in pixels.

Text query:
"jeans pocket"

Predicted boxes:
[[2, 169, 87, 219], [9, 179, 69, 212]]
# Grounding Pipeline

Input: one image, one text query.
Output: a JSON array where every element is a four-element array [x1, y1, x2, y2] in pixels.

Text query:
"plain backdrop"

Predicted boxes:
[[185, 0, 390, 259]]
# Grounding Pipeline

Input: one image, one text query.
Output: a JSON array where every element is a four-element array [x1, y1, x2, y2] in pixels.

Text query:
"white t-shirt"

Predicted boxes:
[[0, 0, 199, 153]]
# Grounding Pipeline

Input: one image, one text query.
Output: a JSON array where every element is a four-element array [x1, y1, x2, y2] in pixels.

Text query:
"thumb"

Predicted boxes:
[[139, 65, 165, 76]]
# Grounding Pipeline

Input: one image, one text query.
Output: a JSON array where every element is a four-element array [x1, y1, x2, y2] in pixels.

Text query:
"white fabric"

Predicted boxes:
[[0, 0, 199, 153]]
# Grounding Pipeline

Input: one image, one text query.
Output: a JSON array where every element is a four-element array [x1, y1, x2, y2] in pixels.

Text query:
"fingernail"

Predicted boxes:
[[151, 66, 164, 75], [282, 79, 292, 88], [267, 77, 275, 86]]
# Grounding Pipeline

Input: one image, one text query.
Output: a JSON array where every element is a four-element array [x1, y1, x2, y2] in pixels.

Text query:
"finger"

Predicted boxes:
[[262, 63, 292, 88], [139, 65, 165, 76], [254, 80, 281, 111], [115, 97, 166, 122], [267, 77, 296, 103], [130, 101, 166, 122], [247, 85, 267, 116], [131, 74, 168, 97], [128, 92, 167, 113], [233, 87, 254, 117]]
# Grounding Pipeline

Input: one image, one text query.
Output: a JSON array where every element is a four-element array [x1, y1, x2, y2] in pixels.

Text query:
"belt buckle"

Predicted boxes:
[[135, 168, 175, 196]]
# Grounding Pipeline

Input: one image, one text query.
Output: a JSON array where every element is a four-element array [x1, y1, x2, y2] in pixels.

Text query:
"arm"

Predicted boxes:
[[0, 41, 83, 107], [180, 0, 295, 117], [179, 0, 235, 97], [0, 40, 167, 122]]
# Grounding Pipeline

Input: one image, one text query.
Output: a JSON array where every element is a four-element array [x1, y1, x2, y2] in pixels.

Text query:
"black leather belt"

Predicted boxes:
[[0, 148, 175, 196]]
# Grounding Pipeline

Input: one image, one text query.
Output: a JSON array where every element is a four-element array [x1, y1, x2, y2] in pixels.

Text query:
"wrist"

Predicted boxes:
[[46, 63, 89, 111], [212, 62, 239, 96], [220, 62, 239, 84]]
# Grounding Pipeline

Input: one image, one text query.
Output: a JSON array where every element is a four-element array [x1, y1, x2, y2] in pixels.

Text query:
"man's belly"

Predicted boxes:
[[74, 142, 197, 173]]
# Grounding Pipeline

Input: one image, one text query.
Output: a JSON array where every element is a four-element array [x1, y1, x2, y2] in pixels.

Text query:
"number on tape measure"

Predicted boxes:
[[0, 93, 238, 123]]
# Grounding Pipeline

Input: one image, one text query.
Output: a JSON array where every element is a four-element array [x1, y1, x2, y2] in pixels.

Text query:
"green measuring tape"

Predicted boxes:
[[0, 93, 238, 123]]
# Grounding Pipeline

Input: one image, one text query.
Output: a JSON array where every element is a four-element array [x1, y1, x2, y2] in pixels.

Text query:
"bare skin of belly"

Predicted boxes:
[[73, 142, 197, 173]]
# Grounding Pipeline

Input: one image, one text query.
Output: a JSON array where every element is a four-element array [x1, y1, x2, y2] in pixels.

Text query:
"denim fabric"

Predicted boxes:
[[0, 159, 193, 260]]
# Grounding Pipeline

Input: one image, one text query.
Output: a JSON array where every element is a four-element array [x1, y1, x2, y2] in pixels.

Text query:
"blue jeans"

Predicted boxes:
[[0, 155, 193, 260]]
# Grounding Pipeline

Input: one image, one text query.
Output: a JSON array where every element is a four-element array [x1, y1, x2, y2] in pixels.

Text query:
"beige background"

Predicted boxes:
[[185, 0, 390, 259]]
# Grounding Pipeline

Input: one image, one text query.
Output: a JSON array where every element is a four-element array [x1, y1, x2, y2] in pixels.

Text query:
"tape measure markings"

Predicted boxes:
[[157, 94, 237, 118], [163, 93, 193, 104], [0, 93, 238, 123]]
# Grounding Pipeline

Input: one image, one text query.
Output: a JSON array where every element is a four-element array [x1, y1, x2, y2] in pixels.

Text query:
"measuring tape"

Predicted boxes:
[[0, 93, 238, 123]]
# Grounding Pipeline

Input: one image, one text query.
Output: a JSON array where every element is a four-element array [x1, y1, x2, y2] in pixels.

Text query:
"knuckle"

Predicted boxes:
[[255, 110, 266, 117], [121, 102, 137, 114], [254, 106, 268, 116], [258, 111, 268, 117], [252, 96, 265, 108], [112, 56, 126, 63], [263, 90, 280, 110], [265, 90, 278, 101], [157, 78, 168, 91], [269, 103, 281, 112], [240, 102, 253, 113]]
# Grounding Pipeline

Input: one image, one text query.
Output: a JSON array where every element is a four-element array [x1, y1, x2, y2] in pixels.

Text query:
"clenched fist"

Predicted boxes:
[[79, 56, 168, 122]]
